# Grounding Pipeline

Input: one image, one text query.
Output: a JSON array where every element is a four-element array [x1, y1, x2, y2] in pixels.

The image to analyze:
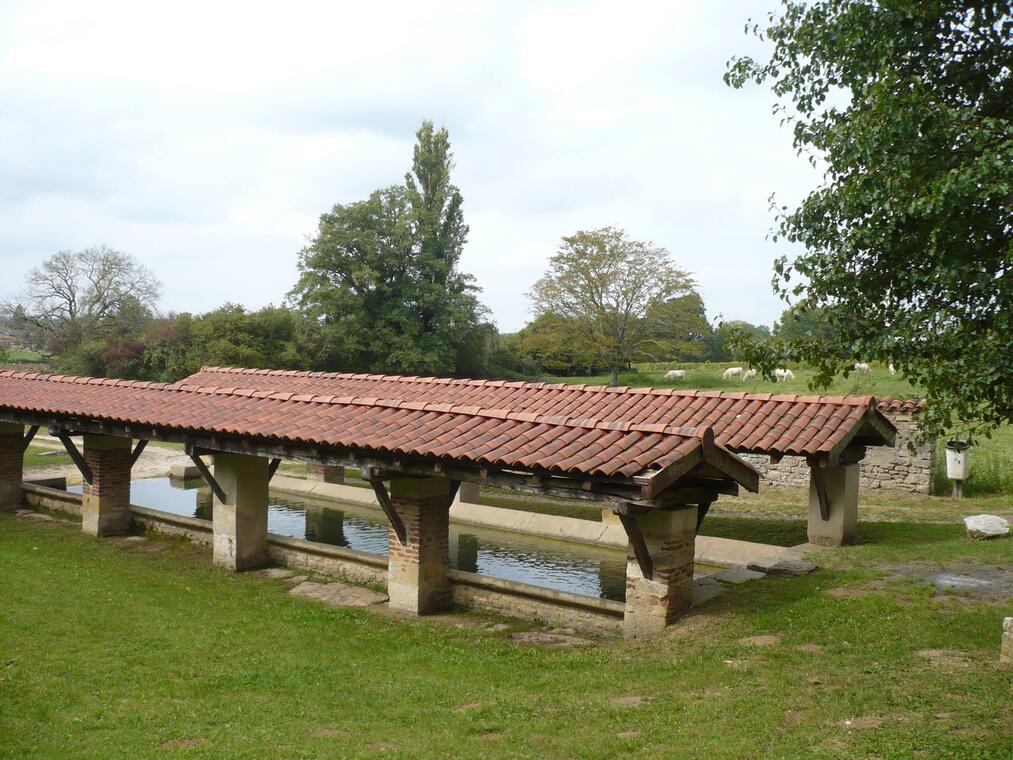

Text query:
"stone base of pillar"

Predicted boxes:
[[457, 481, 480, 504], [387, 477, 453, 615], [212, 453, 269, 570], [306, 463, 344, 484], [81, 435, 132, 536], [808, 463, 859, 546], [623, 508, 697, 639], [0, 423, 24, 512]]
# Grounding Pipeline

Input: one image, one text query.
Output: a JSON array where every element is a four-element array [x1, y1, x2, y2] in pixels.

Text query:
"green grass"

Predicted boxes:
[[551, 360, 922, 399], [22, 444, 71, 469], [1, 513, 1010, 759]]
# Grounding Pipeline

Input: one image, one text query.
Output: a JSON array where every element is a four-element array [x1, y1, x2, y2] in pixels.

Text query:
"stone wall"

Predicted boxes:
[[740, 407, 935, 494]]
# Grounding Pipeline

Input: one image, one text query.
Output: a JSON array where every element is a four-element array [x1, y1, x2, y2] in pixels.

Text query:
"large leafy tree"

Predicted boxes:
[[530, 227, 694, 385], [643, 292, 714, 362], [291, 121, 488, 375], [726, 1, 1011, 439]]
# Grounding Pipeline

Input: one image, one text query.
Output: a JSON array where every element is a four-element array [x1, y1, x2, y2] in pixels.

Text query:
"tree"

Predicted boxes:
[[530, 227, 694, 385], [726, 1, 1012, 439], [772, 304, 837, 344], [4, 246, 161, 354], [291, 121, 490, 375], [707, 320, 771, 362], [643, 292, 714, 362]]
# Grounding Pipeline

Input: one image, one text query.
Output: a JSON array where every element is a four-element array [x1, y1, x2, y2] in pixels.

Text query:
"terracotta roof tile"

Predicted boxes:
[[178, 366, 899, 457], [0, 370, 759, 490]]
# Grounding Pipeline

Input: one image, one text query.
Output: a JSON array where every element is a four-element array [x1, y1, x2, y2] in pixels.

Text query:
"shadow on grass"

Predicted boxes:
[[700, 516, 807, 547], [700, 515, 963, 550]]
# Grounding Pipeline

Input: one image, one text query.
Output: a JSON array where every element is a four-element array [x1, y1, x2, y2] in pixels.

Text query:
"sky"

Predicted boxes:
[[0, 0, 819, 333]]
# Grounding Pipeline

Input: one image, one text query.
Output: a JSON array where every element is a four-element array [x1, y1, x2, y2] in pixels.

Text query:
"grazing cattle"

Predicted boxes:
[[722, 366, 744, 381], [663, 369, 686, 381], [854, 362, 871, 373], [888, 363, 896, 375], [776, 369, 795, 382], [743, 369, 757, 381]]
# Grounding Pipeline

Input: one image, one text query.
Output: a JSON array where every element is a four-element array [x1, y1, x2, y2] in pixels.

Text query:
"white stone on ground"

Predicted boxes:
[[289, 581, 388, 607], [962, 514, 1010, 540]]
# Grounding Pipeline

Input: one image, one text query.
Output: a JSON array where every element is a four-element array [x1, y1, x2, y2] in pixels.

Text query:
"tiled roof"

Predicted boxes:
[[0, 371, 756, 490], [181, 367, 897, 458], [876, 397, 926, 413]]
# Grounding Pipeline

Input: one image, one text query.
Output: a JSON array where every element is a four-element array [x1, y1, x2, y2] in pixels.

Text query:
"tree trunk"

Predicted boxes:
[[609, 367, 619, 387]]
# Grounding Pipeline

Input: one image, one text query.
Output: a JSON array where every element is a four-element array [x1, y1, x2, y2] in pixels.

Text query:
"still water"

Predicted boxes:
[[74, 478, 630, 602]]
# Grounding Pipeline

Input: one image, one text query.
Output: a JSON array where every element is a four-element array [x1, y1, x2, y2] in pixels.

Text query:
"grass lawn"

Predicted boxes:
[[1, 512, 1010, 759]]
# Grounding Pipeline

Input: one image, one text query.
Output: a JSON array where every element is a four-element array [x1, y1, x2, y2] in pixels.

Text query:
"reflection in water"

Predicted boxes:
[[78, 477, 632, 601]]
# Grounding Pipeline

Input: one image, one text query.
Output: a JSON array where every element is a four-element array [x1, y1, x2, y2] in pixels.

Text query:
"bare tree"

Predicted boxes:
[[530, 227, 694, 386], [5, 246, 161, 351]]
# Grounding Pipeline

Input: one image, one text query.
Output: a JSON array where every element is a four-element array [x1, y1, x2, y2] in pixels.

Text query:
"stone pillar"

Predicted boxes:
[[623, 507, 697, 639], [81, 435, 133, 536], [1000, 617, 1012, 665], [387, 476, 454, 615], [456, 481, 480, 504], [306, 463, 344, 484], [212, 453, 269, 570], [808, 463, 860, 546], [0, 422, 24, 512]]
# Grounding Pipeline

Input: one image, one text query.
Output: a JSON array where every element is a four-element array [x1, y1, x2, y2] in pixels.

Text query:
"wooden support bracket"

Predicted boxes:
[[812, 466, 831, 521], [51, 429, 93, 485], [695, 501, 713, 532], [129, 439, 148, 468], [615, 507, 653, 581], [21, 425, 39, 453], [188, 453, 226, 503], [267, 458, 282, 482], [369, 478, 407, 544]]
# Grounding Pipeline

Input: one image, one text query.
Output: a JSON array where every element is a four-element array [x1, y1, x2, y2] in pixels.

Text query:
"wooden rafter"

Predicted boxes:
[[129, 439, 148, 467], [369, 478, 406, 544], [187, 452, 226, 503], [267, 458, 282, 481], [50, 428, 93, 485], [615, 507, 653, 581], [21, 425, 38, 453]]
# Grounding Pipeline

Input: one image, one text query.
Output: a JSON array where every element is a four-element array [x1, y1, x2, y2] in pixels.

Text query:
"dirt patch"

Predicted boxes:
[[160, 738, 207, 750], [665, 612, 725, 639], [916, 649, 973, 668], [796, 643, 824, 654], [508, 631, 592, 647], [309, 727, 344, 738], [455, 702, 482, 712], [616, 730, 640, 739], [612, 695, 647, 708], [884, 564, 1013, 602], [738, 634, 781, 648], [840, 716, 883, 730]]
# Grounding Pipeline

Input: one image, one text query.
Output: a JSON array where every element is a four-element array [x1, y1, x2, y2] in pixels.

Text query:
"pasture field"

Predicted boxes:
[[1, 507, 1010, 759], [549, 362, 1013, 496]]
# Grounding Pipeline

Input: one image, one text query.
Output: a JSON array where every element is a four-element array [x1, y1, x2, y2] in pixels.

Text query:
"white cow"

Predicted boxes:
[[888, 363, 896, 375], [854, 362, 871, 373], [722, 366, 744, 381], [663, 369, 686, 381], [743, 369, 757, 381], [775, 368, 795, 382]]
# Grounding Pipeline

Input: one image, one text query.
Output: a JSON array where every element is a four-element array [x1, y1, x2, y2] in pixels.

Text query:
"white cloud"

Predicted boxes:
[[0, 0, 817, 332]]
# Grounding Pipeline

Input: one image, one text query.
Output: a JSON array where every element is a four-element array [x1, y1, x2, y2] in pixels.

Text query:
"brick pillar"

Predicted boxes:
[[456, 481, 480, 504], [0, 422, 24, 512], [212, 453, 269, 570], [306, 463, 344, 484], [81, 435, 133, 536], [623, 507, 697, 639], [387, 477, 454, 615], [808, 463, 859, 546]]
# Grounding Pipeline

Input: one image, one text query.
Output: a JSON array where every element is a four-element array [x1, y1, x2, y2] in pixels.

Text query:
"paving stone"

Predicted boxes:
[[257, 567, 296, 580], [289, 581, 388, 608], [749, 558, 818, 577], [712, 567, 766, 584], [692, 576, 726, 604]]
